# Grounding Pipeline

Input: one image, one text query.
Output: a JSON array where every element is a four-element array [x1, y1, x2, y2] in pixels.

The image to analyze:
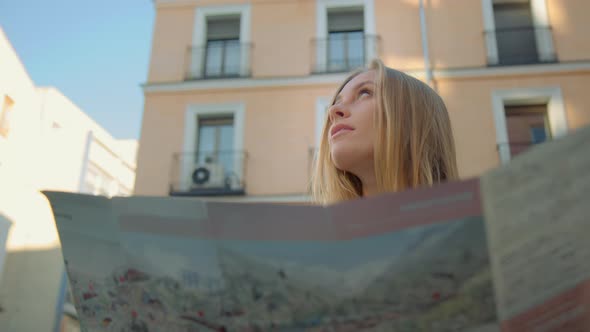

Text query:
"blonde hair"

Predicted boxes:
[[311, 59, 458, 205]]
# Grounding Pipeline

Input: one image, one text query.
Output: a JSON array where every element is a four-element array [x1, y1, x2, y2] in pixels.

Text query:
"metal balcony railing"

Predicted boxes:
[[485, 26, 557, 66], [497, 141, 548, 159], [312, 34, 381, 74], [169, 150, 247, 196], [185, 42, 252, 80]]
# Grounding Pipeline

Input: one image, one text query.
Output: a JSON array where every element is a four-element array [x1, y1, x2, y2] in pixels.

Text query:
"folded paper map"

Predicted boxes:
[[44, 125, 590, 332]]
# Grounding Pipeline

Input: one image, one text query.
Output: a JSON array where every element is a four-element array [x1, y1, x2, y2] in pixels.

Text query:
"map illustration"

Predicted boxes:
[[62, 216, 498, 331]]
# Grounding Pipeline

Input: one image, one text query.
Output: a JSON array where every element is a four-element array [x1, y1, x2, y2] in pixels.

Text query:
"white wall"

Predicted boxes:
[[0, 27, 138, 331], [0, 27, 64, 332], [37, 87, 138, 195]]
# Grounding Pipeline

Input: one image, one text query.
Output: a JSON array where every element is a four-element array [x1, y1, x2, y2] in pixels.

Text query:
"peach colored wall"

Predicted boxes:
[[547, 0, 590, 62], [147, 1, 319, 81], [134, 94, 183, 195], [147, 0, 432, 82], [376, 0, 425, 70], [137, 71, 590, 197], [147, 6, 195, 83], [146, 0, 590, 83], [419, 0, 590, 69], [135, 84, 336, 196], [439, 72, 590, 178], [426, 0, 487, 69], [139, 0, 590, 197], [251, 1, 315, 77]]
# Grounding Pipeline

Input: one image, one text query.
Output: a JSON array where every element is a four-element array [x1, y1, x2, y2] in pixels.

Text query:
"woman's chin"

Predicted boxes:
[[330, 144, 373, 173], [330, 149, 356, 172]]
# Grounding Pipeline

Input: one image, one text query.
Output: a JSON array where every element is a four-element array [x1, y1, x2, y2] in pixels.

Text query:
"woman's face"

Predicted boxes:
[[328, 70, 377, 175]]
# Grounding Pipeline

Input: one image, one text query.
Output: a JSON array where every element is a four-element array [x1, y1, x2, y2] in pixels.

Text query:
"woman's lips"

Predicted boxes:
[[330, 124, 354, 139]]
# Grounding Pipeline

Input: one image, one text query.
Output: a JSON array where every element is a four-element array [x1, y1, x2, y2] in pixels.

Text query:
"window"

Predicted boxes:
[[530, 125, 547, 144], [178, 103, 245, 195], [493, 1, 539, 65], [315, 0, 376, 73], [0, 95, 15, 138], [504, 104, 550, 157], [482, 0, 555, 65], [492, 87, 567, 164], [327, 8, 365, 72], [204, 16, 241, 78], [190, 4, 251, 80], [310, 97, 331, 178], [315, 97, 331, 147], [196, 116, 235, 179]]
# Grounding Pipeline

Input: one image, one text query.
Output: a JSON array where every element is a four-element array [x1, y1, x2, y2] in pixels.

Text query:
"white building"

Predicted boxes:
[[0, 27, 138, 331]]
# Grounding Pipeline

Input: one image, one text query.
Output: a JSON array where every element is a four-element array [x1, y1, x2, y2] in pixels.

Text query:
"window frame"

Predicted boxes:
[[504, 104, 550, 156], [0, 95, 15, 138], [315, 0, 376, 73], [204, 38, 242, 78], [190, 4, 251, 79], [196, 115, 235, 175], [204, 16, 242, 78], [326, 30, 366, 73], [182, 103, 245, 191], [481, 0, 555, 65], [492, 87, 567, 163]]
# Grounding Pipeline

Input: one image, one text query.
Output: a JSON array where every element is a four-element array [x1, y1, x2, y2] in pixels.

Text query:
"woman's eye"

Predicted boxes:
[[359, 89, 372, 97]]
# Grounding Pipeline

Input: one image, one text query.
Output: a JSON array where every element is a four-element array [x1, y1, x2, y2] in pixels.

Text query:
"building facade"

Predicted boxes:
[[0, 28, 137, 331], [136, 0, 590, 201]]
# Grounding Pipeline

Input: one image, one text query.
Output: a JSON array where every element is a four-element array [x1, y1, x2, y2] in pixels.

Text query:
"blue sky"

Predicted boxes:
[[0, 0, 154, 139]]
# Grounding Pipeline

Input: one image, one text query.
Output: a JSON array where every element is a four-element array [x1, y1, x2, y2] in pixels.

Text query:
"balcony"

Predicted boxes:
[[312, 34, 380, 74], [169, 151, 247, 197], [485, 26, 557, 66], [497, 140, 549, 162], [185, 42, 252, 80]]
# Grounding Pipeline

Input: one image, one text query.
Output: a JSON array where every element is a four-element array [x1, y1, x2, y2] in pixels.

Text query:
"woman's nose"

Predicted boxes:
[[328, 103, 350, 120]]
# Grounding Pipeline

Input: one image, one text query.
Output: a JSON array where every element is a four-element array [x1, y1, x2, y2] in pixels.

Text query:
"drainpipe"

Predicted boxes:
[[419, 0, 435, 89]]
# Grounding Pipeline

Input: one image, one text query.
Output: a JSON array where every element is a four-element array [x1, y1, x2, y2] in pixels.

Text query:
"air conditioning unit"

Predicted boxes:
[[191, 161, 225, 189]]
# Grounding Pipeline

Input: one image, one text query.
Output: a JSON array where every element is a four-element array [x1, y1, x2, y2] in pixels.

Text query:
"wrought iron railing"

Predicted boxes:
[[185, 42, 252, 80], [485, 26, 557, 66], [497, 141, 548, 159], [312, 34, 381, 74], [169, 150, 247, 196]]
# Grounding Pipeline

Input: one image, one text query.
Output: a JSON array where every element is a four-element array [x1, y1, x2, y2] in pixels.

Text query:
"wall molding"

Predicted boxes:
[[143, 62, 590, 93]]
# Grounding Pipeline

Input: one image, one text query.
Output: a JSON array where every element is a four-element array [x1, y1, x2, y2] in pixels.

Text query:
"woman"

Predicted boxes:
[[311, 59, 458, 205]]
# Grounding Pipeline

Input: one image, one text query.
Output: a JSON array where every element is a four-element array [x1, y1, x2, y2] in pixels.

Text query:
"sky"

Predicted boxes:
[[0, 0, 154, 139]]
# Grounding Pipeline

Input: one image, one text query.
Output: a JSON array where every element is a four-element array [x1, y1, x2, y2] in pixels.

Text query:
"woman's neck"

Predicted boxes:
[[359, 173, 378, 198]]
